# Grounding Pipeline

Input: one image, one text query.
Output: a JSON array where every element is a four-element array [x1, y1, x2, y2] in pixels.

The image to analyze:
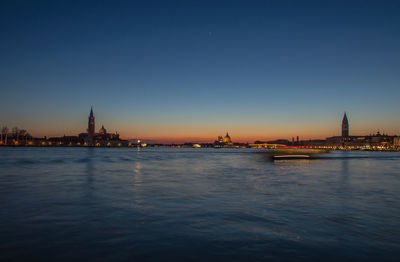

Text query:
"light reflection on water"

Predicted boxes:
[[0, 147, 399, 261]]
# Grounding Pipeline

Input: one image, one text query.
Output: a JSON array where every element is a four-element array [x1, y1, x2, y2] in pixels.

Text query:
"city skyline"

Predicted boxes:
[[2, 107, 398, 144], [1, 1, 400, 142]]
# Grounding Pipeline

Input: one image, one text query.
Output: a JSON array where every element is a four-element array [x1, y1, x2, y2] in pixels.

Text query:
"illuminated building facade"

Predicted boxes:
[[99, 125, 107, 134], [223, 132, 232, 144], [214, 132, 234, 147]]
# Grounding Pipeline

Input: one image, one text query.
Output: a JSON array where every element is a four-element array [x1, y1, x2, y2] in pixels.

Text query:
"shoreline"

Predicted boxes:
[[0, 145, 399, 152]]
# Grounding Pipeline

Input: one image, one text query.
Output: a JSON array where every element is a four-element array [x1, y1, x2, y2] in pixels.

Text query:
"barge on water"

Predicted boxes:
[[269, 147, 330, 160]]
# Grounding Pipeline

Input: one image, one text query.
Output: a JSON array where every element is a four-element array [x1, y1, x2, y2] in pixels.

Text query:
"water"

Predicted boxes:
[[0, 147, 399, 261]]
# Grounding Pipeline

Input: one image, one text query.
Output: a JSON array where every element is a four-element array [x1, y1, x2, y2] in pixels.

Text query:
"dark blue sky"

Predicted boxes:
[[1, 0, 399, 141]]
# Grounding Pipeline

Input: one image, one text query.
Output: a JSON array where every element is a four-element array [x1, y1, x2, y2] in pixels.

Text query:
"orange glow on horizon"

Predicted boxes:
[[21, 115, 400, 144]]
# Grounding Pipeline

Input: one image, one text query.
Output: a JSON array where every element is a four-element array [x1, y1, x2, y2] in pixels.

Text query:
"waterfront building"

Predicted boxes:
[[48, 135, 81, 145], [77, 107, 127, 146], [129, 139, 147, 147], [394, 137, 400, 149], [99, 125, 107, 135], [321, 113, 399, 149], [214, 132, 234, 147], [223, 132, 232, 144], [266, 139, 290, 145]]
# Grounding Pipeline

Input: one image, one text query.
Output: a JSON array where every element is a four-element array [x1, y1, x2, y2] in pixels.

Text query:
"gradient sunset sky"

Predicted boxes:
[[1, 0, 399, 143]]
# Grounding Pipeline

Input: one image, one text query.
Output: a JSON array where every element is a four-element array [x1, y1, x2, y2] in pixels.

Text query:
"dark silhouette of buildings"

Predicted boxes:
[[1, 109, 398, 150], [18, 107, 130, 147], [78, 107, 124, 146], [342, 112, 349, 137], [88, 107, 95, 138]]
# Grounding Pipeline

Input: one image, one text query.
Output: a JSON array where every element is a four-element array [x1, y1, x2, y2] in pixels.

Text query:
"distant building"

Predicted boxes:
[[48, 135, 81, 145], [323, 112, 399, 149], [342, 112, 349, 137], [214, 132, 234, 147], [266, 139, 290, 146], [223, 132, 232, 144], [394, 137, 400, 148], [78, 107, 127, 146], [99, 125, 107, 135], [326, 112, 350, 144], [88, 107, 95, 137]]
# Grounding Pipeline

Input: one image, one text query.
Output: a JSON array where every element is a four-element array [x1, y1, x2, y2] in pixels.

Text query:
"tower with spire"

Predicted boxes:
[[88, 107, 95, 137], [342, 112, 349, 137]]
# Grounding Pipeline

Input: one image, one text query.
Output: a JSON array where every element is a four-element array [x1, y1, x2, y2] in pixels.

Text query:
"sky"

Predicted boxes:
[[1, 0, 399, 143]]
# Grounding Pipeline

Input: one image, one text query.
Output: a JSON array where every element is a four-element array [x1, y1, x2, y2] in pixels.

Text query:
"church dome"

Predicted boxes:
[[99, 125, 107, 135], [223, 132, 232, 143]]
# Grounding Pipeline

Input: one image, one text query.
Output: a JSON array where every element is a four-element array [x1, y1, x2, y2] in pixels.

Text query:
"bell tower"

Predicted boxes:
[[88, 107, 95, 137], [342, 112, 349, 137]]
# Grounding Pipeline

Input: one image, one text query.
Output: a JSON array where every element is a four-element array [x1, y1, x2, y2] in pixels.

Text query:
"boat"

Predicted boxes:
[[269, 147, 329, 160]]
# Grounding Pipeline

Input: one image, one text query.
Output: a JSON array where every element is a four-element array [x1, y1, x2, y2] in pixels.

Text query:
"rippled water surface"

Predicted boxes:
[[0, 147, 399, 261]]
